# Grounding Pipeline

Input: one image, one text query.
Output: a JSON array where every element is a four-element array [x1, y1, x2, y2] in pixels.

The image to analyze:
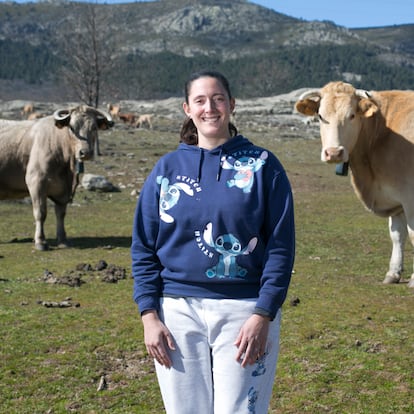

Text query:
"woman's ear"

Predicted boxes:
[[183, 102, 190, 117], [230, 98, 235, 113]]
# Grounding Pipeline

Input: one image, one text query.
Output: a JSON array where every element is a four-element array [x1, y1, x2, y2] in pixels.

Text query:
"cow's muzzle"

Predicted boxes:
[[322, 146, 347, 163], [78, 149, 92, 160]]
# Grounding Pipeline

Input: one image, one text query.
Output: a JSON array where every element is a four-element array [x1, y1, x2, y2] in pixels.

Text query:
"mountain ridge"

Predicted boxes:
[[0, 0, 412, 102]]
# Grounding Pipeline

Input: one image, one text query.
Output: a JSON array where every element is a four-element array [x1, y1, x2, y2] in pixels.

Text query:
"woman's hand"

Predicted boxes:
[[141, 310, 175, 368], [234, 314, 270, 367]]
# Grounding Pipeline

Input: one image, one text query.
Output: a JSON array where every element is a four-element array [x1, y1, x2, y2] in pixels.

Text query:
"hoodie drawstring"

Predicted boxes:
[[197, 149, 203, 182], [217, 149, 224, 181]]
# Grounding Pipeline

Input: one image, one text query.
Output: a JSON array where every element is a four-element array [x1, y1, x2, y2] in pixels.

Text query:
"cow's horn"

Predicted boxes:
[[355, 89, 371, 99], [298, 89, 321, 100], [98, 110, 113, 123], [53, 109, 71, 121]]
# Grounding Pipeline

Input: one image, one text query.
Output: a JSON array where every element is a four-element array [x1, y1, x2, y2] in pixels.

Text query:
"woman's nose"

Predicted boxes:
[[205, 99, 216, 111]]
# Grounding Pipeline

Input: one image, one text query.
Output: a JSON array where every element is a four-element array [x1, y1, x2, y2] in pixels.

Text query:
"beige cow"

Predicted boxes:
[[27, 112, 46, 120], [21, 103, 34, 117], [295, 81, 414, 288], [107, 103, 121, 120], [135, 114, 153, 129], [0, 106, 114, 250]]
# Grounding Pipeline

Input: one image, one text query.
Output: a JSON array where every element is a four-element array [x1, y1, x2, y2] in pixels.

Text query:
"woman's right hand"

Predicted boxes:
[[141, 310, 175, 368]]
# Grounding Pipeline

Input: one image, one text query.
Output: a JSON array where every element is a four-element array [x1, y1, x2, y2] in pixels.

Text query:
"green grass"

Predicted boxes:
[[0, 123, 413, 413]]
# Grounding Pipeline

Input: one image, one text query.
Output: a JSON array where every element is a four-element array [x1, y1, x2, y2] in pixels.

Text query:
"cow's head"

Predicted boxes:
[[295, 81, 378, 163], [53, 105, 114, 160]]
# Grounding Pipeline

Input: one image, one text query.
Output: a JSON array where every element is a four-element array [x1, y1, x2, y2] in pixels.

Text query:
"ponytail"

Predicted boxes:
[[180, 117, 198, 145]]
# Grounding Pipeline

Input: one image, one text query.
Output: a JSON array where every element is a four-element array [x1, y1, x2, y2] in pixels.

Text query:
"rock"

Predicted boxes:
[[101, 264, 127, 283], [290, 297, 300, 306], [76, 263, 93, 271], [95, 260, 108, 271], [38, 300, 80, 308], [97, 375, 107, 391], [81, 174, 117, 192], [42, 269, 85, 287]]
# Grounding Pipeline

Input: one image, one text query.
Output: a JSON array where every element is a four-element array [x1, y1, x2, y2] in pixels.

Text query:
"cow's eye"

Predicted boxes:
[[349, 114, 355, 120], [318, 114, 329, 124]]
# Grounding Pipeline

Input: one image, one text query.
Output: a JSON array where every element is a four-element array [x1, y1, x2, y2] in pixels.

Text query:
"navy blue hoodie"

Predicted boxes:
[[131, 135, 295, 319]]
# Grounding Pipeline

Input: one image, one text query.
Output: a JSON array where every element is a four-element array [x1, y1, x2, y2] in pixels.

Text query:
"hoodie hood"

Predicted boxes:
[[177, 135, 254, 182]]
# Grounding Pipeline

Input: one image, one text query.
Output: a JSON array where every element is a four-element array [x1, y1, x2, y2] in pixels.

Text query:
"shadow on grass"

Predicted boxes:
[[5, 236, 132, 249]]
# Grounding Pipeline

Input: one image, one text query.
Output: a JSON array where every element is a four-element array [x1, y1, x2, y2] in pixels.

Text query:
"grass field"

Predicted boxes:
[[0, 119, 413, 413]]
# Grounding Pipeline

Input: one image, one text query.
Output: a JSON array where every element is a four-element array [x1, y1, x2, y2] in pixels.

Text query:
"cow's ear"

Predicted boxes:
[[97, 116, 114, 130], [295, 99, 319, 116], [55, 118, 70, 129], [358, 99, 378, 118]]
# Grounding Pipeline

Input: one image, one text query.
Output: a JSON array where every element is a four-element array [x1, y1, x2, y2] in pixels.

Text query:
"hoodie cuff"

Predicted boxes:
[[253, 307, 274, 321]]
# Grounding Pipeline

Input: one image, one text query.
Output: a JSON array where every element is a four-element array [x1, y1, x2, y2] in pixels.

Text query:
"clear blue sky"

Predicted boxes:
[[254, 0, 413, 28], [11, 0, 414, 28]]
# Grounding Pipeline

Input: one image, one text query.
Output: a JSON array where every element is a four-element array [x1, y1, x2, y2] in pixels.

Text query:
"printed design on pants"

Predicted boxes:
[[252, 351, 267, 377], [157, 175, 194, 223], [221, 150, 268, 193], [202, 222, 257, 279], [247, 386, 258, 413]]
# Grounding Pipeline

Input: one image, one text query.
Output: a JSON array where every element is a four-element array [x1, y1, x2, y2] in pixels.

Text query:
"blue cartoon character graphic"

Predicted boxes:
[[203, 222, 257, 279], [247, 386, 258, 413], [252, 352, 267, 377], [222, 151, 268, 193], [157, 176, 194, 223]]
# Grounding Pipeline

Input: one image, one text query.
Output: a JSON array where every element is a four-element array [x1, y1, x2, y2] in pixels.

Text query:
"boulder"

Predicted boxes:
[[81, 174, 117, 192]]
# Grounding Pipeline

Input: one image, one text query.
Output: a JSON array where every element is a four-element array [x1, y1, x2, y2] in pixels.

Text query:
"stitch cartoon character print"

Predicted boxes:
[[222, 150, 268, 193], [203, 222, 257, 279], [157, 175, 194, 223]]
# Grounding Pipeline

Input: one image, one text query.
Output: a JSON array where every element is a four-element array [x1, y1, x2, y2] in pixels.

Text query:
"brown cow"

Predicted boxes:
[[295, 81, 414, 288], [119, 112, 136, 125], [0, 106, 114, 250]]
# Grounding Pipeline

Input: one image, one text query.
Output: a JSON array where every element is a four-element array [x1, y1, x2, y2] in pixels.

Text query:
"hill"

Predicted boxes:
[[0, 0, 413, 102]]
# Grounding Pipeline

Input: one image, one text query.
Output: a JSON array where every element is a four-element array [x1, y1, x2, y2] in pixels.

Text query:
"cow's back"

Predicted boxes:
[[0, 119, 37, 199], [372, 90, 414, 143]]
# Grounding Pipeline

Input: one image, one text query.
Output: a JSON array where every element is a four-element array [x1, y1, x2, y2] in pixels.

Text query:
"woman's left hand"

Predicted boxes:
[[234, 314, 270, 367]]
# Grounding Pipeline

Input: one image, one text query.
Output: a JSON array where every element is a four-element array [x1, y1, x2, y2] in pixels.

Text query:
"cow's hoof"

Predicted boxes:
[[383, 273, 401, 284], [408, 279, 414, 288], [57, 241, 70, 249], [35, 243, 49, 251]]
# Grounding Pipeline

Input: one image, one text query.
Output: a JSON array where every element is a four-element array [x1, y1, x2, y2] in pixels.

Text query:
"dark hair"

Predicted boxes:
[[180, 70, 238, 145]]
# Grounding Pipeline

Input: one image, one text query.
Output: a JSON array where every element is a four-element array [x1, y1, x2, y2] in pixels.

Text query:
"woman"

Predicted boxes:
[[131, 70, 295, 413]]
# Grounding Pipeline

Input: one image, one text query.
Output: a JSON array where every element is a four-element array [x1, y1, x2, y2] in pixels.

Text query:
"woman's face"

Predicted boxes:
[[183, 76, 235, 148]]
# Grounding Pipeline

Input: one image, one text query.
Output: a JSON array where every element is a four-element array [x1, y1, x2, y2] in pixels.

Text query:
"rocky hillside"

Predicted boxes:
[[0, 0, 412, 102]]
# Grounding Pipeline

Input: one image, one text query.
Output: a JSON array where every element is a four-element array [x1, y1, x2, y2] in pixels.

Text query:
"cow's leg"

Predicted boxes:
[[26, 171, 49, 250], [54, 202, 69, 248], [384, 213, 407, 284], [31, 194, 49, 251], [406, 219, 414, 288], [95, 136, 101, 156]]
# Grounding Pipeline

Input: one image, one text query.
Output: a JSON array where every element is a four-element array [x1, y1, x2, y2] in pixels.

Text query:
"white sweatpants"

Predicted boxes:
[[154, 297, 281, 414]]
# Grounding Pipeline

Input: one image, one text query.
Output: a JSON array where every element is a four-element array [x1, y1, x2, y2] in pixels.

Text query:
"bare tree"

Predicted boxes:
[[59, 3, 114, 108]]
